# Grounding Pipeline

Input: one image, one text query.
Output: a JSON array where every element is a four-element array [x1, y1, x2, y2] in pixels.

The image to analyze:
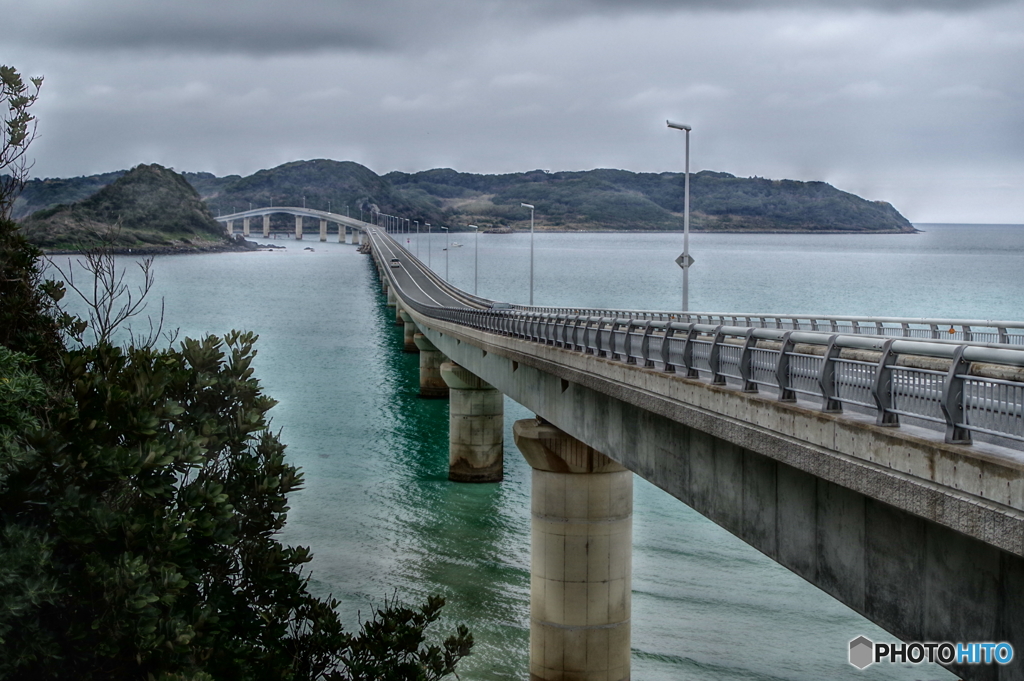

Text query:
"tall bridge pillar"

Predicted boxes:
[[263, 214, 270, 237], [242, 217, 250, 236], [399, 310, 418, 353], [441, 362, 503, 483], [225, 219, 233, 236], [513, 418, 632, 681], [414, 333, 448, 398], [338, 223, 345, 243], [320, 218, 328, 242], [295, 215, 303, 240], [386, 284, 396, 307]]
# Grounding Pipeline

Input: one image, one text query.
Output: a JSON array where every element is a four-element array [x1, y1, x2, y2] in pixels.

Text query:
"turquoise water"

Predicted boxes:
[[67, 225, 1024, 680]]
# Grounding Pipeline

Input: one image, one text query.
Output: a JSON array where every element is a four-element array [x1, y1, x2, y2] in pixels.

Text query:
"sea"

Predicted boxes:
[[55, 224, 1024, 680]]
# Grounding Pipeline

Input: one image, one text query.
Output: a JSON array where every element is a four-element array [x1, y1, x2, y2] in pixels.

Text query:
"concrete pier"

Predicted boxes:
[[400, 310, 418, 352], [414, 333, 448, 398], [243, 217, 250, 236], [339, 223, 345, 243], [226, 219, 233, 235], [263, 214, 270, 237], [513, 418, 632, 681], [320, 218, 328, 242], [386, 284, 396, 307], [295, 215, 303, 240], [441, 363, 504, 482]]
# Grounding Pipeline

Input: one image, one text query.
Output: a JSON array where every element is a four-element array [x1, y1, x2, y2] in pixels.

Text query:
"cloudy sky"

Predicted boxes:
[[3, 0, 1022, 223]]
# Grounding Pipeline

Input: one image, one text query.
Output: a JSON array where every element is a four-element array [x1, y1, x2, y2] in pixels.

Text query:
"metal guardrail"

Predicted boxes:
[[511, 307, 1024, 347], [368, 229, 1024, 448]]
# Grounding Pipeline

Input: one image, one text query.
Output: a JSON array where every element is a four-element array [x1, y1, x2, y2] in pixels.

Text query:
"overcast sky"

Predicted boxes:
[[3, 0, 1022, 223]]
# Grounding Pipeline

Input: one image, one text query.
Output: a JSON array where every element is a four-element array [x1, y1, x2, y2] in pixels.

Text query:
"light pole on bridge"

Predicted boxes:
[[521, 203, 535, 306], [470, 225, 479, 295], [414, 221, 420, 256], [441, 226, 449, 280], [426, 223, 432, 267], [667, 120, 693, 312]]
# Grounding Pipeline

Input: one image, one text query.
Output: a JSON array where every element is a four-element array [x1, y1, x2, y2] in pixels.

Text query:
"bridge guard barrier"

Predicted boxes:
[[514, 418, 632, 681]]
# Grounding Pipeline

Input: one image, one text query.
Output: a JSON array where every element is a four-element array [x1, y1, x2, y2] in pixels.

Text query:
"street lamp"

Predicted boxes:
[[667, 120, 693, 312], [469, 225, 479, 295], [521, 203, 535, 305], [426, 223, 432, 267], [441, 226, 449, 280], [414, 220, 420, 257]]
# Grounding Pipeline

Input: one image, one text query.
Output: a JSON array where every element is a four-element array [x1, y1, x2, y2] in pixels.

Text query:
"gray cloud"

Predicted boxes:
[[4, 0, 1023, 222], [1, 0, 1018, 56]]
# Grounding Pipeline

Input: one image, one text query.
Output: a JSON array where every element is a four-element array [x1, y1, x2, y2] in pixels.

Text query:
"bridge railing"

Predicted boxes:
[[509, 307, 1024, 347], [407, 302, 1024, 448], [368, 228, 1024, 448]]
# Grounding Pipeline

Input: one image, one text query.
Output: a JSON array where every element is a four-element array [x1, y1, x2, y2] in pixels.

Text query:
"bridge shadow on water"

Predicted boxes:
[[366, 276, 532, 679]]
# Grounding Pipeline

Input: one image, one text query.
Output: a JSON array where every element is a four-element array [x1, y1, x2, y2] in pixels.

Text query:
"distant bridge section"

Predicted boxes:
[[215, 207, 370, 242]]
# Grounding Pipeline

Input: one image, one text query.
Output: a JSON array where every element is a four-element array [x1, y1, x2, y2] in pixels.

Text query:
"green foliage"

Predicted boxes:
[[1, 65, 43, 219], [0, 329, 473, 680]]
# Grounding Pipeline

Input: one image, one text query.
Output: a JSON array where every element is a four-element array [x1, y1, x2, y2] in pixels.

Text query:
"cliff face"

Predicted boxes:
[[20, 164, 234, 251]]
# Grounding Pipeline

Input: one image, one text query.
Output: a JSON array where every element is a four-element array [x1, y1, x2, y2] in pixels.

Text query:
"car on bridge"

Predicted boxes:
[[389, 258, 401, 268]]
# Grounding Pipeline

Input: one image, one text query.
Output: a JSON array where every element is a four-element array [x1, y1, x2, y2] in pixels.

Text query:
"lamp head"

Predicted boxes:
[[666, 120, 692, 131], [521, 203, 534, 209]]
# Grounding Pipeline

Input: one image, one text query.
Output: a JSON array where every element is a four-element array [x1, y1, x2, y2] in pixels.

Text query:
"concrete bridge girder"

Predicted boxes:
[[406, 307, 1024, 681]]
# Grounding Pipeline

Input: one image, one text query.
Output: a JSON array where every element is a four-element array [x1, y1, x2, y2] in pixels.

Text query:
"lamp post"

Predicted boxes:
[[426, 224, 432, 267], [414, 220, 420, 256], [667, 120, 693, 312], [441, 226, 449, 280], [521, 203, 535, 305], [470, 225, 479, 295]]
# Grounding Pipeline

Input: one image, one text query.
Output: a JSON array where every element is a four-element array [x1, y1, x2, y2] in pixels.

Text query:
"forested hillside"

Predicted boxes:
[[16, 159, 917, 234]]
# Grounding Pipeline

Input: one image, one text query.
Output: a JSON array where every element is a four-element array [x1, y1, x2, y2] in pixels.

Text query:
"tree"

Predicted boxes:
[[1, 65, 42, 220], [0, 63, 472, 680]]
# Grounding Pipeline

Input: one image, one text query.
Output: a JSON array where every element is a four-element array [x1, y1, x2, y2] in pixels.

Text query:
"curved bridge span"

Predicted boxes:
[[215, 207, 370, 242], [365, 225, 1024, 681]]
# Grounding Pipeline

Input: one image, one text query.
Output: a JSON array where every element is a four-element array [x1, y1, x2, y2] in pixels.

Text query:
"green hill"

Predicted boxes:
[[16, 160, 917, 234], [20, 164, 236, 251]]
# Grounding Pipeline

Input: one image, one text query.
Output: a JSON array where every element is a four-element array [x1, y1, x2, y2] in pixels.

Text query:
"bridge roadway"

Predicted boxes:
[[365, 225, 1024, 681]]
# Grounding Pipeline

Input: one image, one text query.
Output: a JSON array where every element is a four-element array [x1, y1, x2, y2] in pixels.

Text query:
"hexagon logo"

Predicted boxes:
[[849, 636, 874, 669]]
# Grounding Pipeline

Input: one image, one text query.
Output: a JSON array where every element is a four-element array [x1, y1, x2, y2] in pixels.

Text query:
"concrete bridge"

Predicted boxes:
[[358, 223, 1024, 681], [215, 206, 372, 243]]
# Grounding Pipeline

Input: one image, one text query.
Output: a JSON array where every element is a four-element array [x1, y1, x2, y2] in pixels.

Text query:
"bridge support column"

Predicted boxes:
[[400, 310, 418, 352], [263, 214, 270, 237], [386, 284, 396, 307], [225, 219, 233, 236], [320, 218, 327, 242], [295, 215, 303, 240], [395, 301, 403, 325], [338, 223, 344, 243], [513, 418, 632, 681], [414, 333, 448, 398], [243, 217, 250, 236], [441, 363, 503, 483]]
